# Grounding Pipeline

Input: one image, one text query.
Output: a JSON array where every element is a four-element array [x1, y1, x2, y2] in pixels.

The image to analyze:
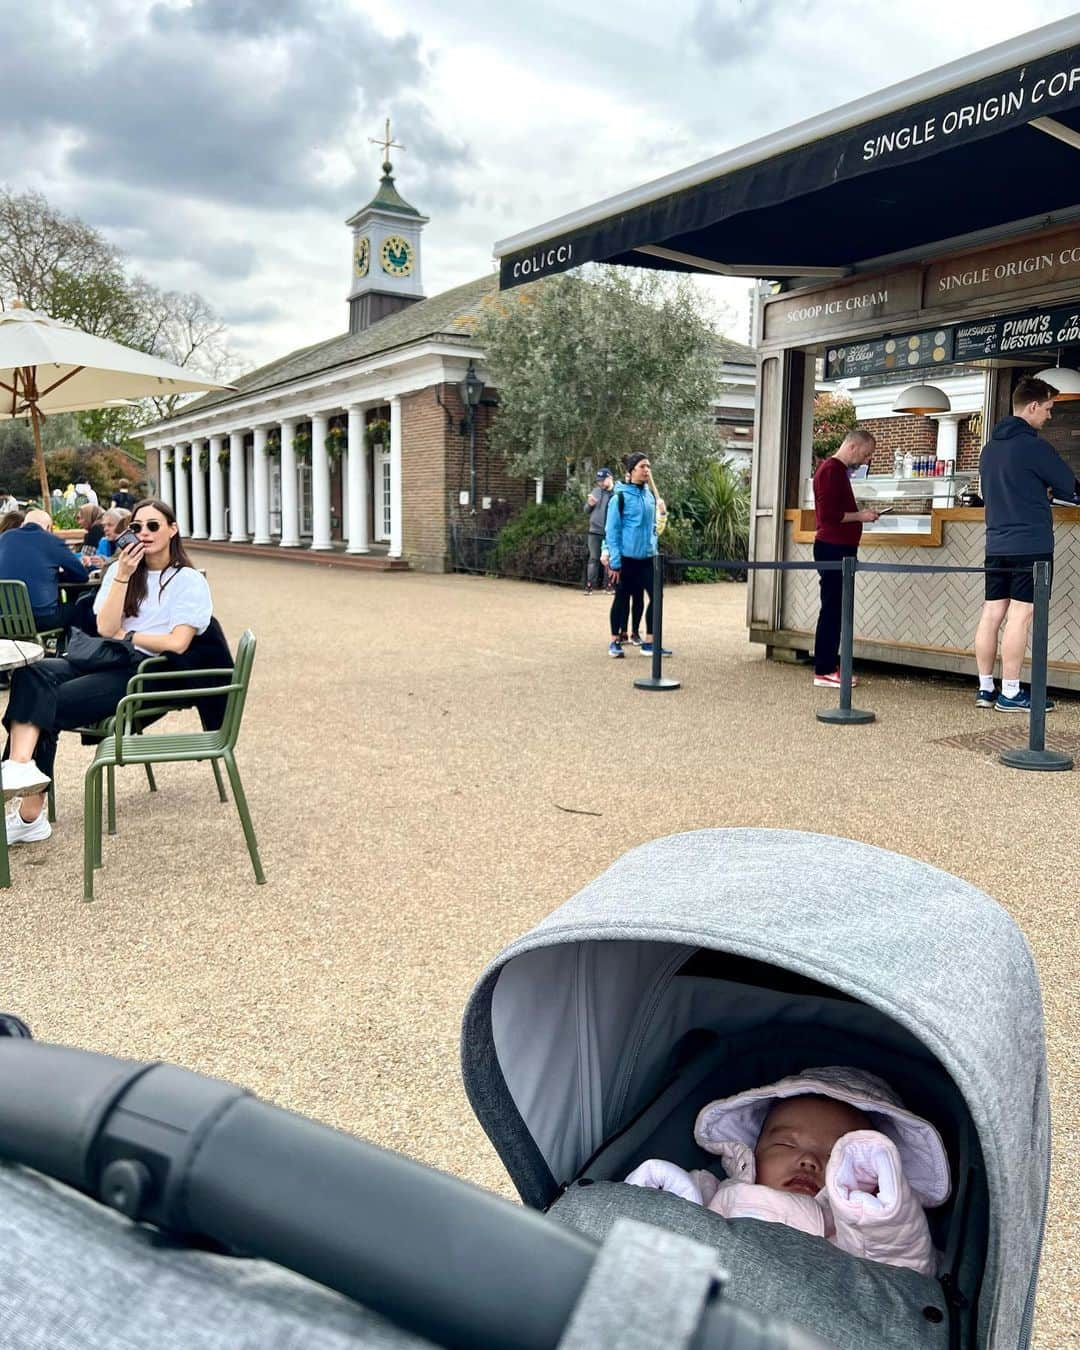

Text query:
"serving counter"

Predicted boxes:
[[768, 506, 1080, 691]]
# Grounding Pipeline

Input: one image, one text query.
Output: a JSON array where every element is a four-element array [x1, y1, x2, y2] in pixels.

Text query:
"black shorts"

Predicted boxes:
[[984, 553, 1053, 604]]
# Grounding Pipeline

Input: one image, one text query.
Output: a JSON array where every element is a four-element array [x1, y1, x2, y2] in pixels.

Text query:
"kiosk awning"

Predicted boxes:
[[496, 18, 1080, 291]]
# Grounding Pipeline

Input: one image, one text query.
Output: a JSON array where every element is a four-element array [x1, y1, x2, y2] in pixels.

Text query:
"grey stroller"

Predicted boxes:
[[462, 828, 1050, 1350]]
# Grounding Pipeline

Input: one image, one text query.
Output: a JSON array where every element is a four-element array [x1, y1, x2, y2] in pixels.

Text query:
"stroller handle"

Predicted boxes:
[[0, 1041, 833, 1350]]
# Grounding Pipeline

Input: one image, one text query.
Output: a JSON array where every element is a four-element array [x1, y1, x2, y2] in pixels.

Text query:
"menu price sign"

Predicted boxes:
[[955, 305, 1080, 361], [825, 328, 953, 379]]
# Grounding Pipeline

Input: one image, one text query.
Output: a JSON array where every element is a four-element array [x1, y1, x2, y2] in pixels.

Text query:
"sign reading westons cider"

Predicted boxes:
[[762, 271, 921, 342], [924, 227, 1080, 309]]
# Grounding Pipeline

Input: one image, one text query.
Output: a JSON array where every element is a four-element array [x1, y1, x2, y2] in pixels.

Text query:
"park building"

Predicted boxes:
[[141, 143, 760, 571]]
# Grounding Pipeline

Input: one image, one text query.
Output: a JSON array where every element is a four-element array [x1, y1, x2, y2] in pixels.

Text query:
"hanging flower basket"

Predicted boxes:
[[266, 432, 282, 460], [365, 418, 391, 450], [325, 425, 347, 462], [293, 430, 312, 463], [196, 448, 209, 472], [218, 448, 230, 469]]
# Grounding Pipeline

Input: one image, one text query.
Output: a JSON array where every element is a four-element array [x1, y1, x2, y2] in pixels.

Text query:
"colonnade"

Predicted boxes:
[[153, 397, 402, 556]]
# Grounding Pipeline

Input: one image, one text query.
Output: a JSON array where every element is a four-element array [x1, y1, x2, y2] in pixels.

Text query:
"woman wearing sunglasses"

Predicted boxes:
[[0, 500, 212, 845]]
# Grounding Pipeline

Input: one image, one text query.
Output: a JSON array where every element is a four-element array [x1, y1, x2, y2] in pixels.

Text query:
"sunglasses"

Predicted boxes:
[[133, 520, 164, 533]]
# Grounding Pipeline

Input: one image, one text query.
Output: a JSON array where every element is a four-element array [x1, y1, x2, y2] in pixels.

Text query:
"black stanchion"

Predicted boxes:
[[816, 555, 874, 726], [1000, 560, 1072, 772], [634, 551, 680, 692]]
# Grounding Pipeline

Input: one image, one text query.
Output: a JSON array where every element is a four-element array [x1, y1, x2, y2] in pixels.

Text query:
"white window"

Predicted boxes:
[[300, 463, 313, 537]]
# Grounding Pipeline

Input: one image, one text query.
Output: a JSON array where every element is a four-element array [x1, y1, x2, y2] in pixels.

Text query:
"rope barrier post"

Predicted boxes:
[[635, 550, 680, 692], [1000, 560, 1072, 772], [816, 555, 874, 726]]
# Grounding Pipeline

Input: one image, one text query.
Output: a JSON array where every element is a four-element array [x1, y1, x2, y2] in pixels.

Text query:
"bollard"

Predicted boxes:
[[1000, 560, 1072, 771], [634, 551, 680, 692], [816, 555, 874, 725]]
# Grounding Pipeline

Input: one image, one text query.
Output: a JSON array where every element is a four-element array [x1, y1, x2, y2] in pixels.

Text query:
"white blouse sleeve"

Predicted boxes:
[[164, 570, 213, 634]]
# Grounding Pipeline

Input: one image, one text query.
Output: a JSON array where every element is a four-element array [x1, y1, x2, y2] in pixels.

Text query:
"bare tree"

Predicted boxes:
[[0, 188, 123, 322]]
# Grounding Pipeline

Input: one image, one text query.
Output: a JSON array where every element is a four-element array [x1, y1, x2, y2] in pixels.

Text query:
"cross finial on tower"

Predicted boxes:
[[369, 117, 405, 175]]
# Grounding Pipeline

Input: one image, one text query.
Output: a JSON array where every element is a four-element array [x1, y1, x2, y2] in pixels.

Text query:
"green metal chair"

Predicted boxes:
[[0, 579, 64, 653], [82, 630, 263, 902]]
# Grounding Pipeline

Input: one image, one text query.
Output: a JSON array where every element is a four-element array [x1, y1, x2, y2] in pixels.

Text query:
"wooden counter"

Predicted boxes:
[[786, 505, 1080, 547]]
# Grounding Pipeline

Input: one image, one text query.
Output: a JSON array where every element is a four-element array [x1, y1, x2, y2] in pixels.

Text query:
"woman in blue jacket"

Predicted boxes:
[[603, 453, 669, 659]]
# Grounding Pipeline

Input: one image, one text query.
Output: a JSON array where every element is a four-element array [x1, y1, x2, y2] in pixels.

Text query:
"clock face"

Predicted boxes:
[[353, 236, 370, 278], [380, 234, 414, 277]]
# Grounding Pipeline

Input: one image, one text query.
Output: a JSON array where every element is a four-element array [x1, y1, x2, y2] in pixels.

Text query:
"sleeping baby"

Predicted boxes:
[[625, 1065, 949, 1275]]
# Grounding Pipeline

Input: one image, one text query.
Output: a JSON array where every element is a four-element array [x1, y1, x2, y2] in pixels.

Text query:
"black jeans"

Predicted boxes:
[[586, 533, 604, 589], [813, 541, 858, 676], [3, 657, 135, 781], [610, 556, 653, 639]]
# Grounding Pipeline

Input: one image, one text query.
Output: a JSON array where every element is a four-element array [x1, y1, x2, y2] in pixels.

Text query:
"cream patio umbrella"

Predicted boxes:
[[0, 303, 231, 510]]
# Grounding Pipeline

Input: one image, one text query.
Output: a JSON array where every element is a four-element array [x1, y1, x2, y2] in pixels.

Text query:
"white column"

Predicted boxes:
[[158, 446, 174, 506], [208, 435, 226, 540], [341, 448, 349, 540], [229, 430, 247, 541], [190, 438, 208, 539], [252, 425, 272, 544], [346, 405, 369, 554], [534, 478, 544, 505], [279, 419, 300, 547], [389, 396, 403, 559], [934, 412, 962, 467], [310, 413, 332, 550], [174, 443, 191, 536]]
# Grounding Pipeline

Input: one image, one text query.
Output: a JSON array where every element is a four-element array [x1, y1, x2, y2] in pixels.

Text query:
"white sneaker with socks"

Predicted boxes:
[[5, 800, 51, 845]]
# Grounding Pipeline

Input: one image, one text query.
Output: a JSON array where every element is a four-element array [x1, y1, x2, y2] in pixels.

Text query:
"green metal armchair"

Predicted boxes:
[[0, 579, 63, 653], [82, 630, 263, 901]]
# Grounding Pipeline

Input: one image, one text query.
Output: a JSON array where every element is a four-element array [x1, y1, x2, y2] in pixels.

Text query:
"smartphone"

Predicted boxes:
[[114, 528, 140, 552], [874, 505, 893, 515]]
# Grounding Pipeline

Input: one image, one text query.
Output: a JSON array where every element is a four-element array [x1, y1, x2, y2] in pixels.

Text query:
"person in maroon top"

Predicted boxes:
[[812, 428, 878, 687]]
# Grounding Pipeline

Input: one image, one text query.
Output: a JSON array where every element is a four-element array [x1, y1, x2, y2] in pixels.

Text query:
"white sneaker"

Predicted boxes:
[[6, 802, 51, 845], [1, 759, 50, 795]]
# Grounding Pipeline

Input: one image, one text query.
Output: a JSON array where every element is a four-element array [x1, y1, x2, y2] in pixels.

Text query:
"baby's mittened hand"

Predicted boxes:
[[826, 1129, 902, 1222], [624, 1159, 704, 1205]]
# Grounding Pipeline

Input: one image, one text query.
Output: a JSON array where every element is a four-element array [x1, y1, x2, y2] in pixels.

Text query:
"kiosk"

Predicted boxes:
[[494, 17, 1080, 688]]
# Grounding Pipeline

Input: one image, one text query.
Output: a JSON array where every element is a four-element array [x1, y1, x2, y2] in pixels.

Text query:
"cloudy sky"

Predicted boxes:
[[2, 0, 1077, 371]]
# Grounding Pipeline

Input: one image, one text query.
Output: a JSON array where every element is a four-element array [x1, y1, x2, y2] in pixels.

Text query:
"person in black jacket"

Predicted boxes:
[[973, 376, 1080, 712], [583, 469, 614, 594]]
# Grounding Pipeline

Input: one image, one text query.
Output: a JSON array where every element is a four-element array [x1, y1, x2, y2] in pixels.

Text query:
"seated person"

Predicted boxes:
[[625, 1066, 947, 1275], [94, 508, 131, 563], [0, 510, 24, 535], [0, 508, 88, 634], [77, 503, 105, 559], [0, 500, 212, 845]]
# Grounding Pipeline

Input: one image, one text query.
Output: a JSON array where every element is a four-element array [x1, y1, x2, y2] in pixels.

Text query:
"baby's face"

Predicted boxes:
[[754, 1095, 871, 1196]]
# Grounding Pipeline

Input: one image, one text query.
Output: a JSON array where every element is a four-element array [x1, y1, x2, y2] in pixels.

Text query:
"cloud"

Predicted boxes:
[[688, 0, 794, 65]]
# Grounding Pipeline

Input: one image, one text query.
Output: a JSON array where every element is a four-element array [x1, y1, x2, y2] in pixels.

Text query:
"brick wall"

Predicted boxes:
[[957, 415, 984, 473], [860, 415, 939, 473]]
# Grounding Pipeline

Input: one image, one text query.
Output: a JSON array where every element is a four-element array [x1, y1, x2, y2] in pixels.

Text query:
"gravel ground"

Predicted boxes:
[[3, 555, 1076, 1345]]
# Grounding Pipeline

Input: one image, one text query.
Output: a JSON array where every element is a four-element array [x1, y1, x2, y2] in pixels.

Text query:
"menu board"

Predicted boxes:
[[826, 328, 953, 379], [954, 304, 1080, 362]]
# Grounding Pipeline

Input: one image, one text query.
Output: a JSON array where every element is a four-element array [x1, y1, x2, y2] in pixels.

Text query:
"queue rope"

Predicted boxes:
[[635, 554, 1069, 772]]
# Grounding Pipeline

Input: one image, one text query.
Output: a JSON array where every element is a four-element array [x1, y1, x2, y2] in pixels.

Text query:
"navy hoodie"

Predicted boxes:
[[979, 416, 1079, 555]]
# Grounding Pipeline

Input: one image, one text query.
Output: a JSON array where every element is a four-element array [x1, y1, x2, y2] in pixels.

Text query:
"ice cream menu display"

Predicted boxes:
[[825, 329, 953, 379], [826, 303, 1080, 378]]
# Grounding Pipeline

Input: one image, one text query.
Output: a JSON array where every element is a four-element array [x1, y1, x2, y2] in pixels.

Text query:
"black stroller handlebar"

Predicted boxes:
[[0, 1041, 832, 1350]]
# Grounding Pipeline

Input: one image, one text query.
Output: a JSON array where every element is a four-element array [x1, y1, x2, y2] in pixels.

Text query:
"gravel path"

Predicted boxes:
[[3, 555, 1075, 1344]]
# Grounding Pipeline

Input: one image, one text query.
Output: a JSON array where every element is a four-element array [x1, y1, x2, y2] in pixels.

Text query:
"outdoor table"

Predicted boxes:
[[0, 639, 46, 888]]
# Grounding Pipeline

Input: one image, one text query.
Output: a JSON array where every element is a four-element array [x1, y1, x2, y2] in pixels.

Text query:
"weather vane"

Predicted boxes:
[[369, 117, 404, 172]]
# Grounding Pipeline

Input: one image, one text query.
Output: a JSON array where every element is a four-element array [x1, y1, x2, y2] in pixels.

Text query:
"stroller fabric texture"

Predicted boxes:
[[461, 828, 1051, 1350]]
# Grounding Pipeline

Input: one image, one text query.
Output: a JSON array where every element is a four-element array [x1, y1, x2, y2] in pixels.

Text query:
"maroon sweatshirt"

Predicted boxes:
[[813, 456, 861, 546]]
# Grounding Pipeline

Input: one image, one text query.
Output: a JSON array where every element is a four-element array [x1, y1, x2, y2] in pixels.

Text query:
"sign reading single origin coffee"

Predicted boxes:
[[924, 226, 1080, 309]]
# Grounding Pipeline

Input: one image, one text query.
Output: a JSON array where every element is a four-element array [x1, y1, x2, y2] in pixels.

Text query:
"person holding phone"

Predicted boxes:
[[0, 500, 212, 845], [811, 428, 878, 689]]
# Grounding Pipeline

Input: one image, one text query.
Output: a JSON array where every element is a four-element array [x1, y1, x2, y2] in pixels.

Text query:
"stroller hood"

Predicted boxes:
[[461, 829, 1050, 1350]]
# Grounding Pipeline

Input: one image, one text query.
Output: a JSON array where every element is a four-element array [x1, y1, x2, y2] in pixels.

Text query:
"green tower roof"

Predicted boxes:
[[347, 160, 425, 224]]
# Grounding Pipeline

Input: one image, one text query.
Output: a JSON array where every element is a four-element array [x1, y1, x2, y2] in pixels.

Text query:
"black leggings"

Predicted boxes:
[[3, 658, 135, 780], [610, 556, 654, 638]]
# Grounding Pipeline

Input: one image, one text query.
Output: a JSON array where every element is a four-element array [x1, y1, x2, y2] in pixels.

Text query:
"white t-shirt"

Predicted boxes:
[[94, 565, 212, 652]]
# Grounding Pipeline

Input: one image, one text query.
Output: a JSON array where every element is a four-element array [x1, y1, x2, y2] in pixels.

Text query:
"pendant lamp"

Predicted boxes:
[[1033, 351, 1080, 399], [892, 384, 951, 414]]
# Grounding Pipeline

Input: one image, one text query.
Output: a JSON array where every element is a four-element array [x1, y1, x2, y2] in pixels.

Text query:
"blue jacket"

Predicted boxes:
[[604, 481, 656, 570], [980, 416, 1080, 555], [0, 523, 88, 614]]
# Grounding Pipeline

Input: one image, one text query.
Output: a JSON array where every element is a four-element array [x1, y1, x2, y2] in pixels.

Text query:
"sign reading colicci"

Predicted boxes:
[[509, 242, 575, 281]]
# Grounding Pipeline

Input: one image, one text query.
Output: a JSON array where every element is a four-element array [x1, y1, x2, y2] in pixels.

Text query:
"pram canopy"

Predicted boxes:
[[461, 829, 1050, 1350]]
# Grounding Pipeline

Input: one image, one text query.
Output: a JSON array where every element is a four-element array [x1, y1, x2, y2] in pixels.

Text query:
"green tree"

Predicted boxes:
[[812, 392, 858, 462], [473, 268, 729, 488]]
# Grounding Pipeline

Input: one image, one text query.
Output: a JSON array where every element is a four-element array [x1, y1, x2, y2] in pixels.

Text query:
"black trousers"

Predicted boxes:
[[813, 541, 858, 676], [586, 533, 604, 589], [610, 556, 653, 639], [3, 658, 135, 781]]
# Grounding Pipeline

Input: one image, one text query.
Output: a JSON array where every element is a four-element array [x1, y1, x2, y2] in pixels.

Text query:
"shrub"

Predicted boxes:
[[490, 500, 583, 569], [676, 459, 750, 565]]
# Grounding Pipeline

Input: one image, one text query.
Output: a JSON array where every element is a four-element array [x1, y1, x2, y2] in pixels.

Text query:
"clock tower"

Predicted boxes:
[[346, 121, 428, 334]]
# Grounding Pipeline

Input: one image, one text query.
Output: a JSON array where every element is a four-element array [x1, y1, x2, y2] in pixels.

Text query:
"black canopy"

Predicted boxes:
[[497, 22, 1080, 290]]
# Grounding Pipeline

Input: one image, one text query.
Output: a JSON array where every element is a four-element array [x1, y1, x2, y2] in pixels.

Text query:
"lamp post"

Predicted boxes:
[[460, 360, 483, 511]]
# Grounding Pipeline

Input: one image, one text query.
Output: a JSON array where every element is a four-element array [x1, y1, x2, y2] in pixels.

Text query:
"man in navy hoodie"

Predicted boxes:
[[0, 508, 88, 635], [974, 376, 1080, 712]]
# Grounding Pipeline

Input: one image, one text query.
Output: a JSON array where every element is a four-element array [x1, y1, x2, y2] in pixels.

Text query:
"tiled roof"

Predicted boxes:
[[715, 335, 756, 364], [158, 273, 498, 424]]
